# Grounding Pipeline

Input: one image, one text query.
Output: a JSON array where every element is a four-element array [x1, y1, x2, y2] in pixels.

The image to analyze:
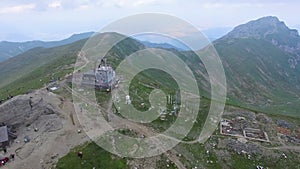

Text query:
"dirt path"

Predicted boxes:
[[63, 84, 187, 169], [74, 51, 89, 72]]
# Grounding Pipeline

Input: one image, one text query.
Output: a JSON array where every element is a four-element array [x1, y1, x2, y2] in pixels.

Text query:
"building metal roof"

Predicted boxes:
[[0, 126, 8, 143]]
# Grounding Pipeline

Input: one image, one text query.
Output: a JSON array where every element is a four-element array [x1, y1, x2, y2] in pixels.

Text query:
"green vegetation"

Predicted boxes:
[[1, 27, 300, 169], [95, 90, 112, 108], [0, 40, 85, 100], [0, 32, 93, 62], [0, 40, 85, 88], [2, 31, 300, 118], [156, 155, 178, 169], [175, 143, 222, 169], [214, 38, 300, 117], [117, 128, 139, 138], [56, 142, 129, 169], [229, 151, 300, 169], [128, 68, 180, 131], [0, 33, 143, 102]]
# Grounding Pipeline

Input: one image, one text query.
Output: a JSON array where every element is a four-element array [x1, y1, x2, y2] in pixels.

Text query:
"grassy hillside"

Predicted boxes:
[[56, 142, 128, 169], [0, 48, 79, 100], [0, 32, 94, 62], [0, 39, 86, 88], [1, 27, 300, 119], [213, 38, 300, 117], [0, 33, 144, 101], [0, 25, 299, 169]]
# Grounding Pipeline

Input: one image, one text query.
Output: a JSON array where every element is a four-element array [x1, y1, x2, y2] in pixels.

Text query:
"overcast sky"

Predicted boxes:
[[0, 0, 299, 41]]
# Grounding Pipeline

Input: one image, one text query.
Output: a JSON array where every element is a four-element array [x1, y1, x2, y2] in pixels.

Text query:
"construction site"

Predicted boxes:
[[220, 118, 270, 142]]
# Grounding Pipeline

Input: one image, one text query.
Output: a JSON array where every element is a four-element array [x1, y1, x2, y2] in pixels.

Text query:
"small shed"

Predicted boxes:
[[0, 126, 8, 147]]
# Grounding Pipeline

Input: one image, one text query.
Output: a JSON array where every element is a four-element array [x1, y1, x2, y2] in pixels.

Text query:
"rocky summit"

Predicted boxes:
[[223, 16, 300, 68]]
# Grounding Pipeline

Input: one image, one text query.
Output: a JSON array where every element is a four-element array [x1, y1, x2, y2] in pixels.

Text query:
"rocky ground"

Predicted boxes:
[[0, 89, 89, 169], [0, 86, 299, 169]]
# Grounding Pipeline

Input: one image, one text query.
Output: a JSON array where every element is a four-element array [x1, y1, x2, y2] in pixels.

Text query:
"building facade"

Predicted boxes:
[[82, 58, 116, 91]]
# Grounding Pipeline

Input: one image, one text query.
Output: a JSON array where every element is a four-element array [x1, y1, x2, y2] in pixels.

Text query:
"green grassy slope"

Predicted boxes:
[[0, 32, 94, 62], [1, 26, 300, 119], [0, 33, 144, 100], [56, 142, 128, 169], [214, 38, 300, 117], [0, 39, 86, 88]]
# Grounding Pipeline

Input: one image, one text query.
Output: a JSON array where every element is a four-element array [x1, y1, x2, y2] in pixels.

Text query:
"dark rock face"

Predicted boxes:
[[0, 93, 59, 127]]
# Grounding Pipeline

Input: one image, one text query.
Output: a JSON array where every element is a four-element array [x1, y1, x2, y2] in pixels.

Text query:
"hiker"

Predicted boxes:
[[3, 147, 7, 154], [77, 151, 83, 159], [10, 154, 15, 160]]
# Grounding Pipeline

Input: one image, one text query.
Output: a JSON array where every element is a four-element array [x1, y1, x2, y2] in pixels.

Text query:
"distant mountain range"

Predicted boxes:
[[139, 40, 185, 51], [0, 16, 299, 117], [0, 32, 94, 62], [0, 27, 232, 62], [130, 27, 232, 51]]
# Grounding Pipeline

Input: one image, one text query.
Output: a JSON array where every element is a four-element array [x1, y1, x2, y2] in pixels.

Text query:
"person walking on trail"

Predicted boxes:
[[3, 147, 7, 154], [10, 154, 15, 160]]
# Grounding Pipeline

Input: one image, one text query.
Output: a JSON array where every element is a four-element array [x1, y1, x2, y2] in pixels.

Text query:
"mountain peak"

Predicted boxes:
[[220, 16, 300, 69], [224, 16, 299, 40]]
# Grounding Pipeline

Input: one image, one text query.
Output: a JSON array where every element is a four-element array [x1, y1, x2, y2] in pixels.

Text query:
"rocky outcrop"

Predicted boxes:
[[0, 91, 60, 127], [223, 16, 298, 40]]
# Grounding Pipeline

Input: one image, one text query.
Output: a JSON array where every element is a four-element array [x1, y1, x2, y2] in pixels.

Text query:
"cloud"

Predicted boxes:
[[0, 0, 299, 41], [78, 4, 89, 10], [201, 1, 281, 9], [0, 3, 36, 14], [0, 0, 174, 13], [133, 0, 166, 7], [48, 1, 62, 9], [92, 0, 174, 8]]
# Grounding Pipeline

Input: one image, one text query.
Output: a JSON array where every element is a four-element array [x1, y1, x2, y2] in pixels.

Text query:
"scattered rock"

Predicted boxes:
[[276, 119, 293, 129], [222, 138, 261, 154], [51, 153, 58, 159]]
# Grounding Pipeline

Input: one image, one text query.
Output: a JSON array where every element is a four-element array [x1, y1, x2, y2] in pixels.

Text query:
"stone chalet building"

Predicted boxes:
[[81, 58, 116, 91]]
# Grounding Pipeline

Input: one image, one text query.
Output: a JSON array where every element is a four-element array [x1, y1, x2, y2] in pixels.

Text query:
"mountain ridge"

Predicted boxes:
[[0, 32, 95, 62], [212, 16, 300, 117], [222, 16, 300, 69], [0, 16, 300, 117]]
